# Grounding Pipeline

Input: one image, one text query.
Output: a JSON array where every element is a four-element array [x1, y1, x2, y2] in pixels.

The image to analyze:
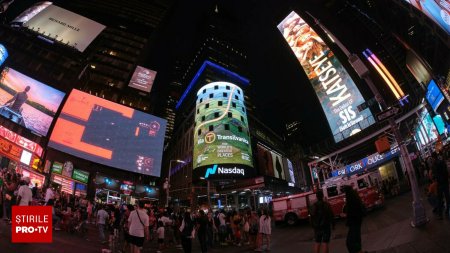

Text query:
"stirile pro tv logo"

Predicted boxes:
[[12, 206, 53, 243]]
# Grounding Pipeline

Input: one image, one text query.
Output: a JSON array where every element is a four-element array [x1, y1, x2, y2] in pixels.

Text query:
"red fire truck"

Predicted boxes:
[[272, 172, 384, 225]]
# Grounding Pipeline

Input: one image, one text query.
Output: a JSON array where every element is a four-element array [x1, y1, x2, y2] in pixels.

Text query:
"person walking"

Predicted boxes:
[[343, 186, 366, 253], [179, 212, 194, 253], [128, 201, 149, 253], [96, 205, 109, 244], [310, 190, 334, 253], [431, 152, 450, 219], [17, 177, 32, 206], [255, 209, 271, 252], [196, 210, 208, 253]]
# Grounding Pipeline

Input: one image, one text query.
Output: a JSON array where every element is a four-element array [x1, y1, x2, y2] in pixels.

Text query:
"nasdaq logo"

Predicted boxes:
[[205, 165, 218, 178], [204, 164, 245, 178]]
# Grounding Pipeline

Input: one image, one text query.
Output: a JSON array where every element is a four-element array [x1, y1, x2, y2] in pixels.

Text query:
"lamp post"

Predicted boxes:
[[200, 177, 211, 208], [165, 159, 186, 208]]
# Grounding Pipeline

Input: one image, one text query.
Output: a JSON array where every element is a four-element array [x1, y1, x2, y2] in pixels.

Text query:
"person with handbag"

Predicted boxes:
[[128, 200, 149, 253]]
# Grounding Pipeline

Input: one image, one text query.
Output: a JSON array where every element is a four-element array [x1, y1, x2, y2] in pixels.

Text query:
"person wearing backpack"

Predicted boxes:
[[310, 190, 334, 253], [179, 212, 194, 253]]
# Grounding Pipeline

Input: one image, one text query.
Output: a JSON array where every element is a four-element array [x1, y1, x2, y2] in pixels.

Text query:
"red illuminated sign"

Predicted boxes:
[[0, 125, 43, 156]]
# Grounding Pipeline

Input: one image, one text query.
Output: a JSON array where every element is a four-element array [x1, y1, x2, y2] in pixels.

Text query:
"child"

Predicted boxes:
[[156, 221, 165, 253]]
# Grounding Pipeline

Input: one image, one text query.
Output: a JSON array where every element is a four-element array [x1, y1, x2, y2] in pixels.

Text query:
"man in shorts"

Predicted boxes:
[[128, 201, 149, 253], [310, 190, 334, 253]]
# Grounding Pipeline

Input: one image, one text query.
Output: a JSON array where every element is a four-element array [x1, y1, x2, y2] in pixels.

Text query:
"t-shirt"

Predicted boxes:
[[97, 209, 109, 225], [45, 188, 54, 203], [18, 185, 32, 206], [157, 226, 165, 239], [128, 209, 149, 238], [259, 215, 271, 235]]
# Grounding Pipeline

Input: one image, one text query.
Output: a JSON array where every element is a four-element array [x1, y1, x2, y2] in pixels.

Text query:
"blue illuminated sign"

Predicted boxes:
[[331, 147, 400, 177], [0, 44, 8, 66], [426, 80, 445, 112], [176, 60, 250, 110]]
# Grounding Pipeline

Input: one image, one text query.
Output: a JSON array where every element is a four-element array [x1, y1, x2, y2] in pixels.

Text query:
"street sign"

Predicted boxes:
[[376, 106, 400, 121]]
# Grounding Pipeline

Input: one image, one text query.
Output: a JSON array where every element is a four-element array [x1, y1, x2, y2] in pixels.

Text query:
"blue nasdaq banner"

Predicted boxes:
[[0, 44, 8, 66], [278, 11, 374, 142]]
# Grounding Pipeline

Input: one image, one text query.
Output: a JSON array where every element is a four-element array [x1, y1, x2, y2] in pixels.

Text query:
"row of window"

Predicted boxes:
[[196, 102, 246, 113], [198, 113, 245, 122], [199, 93, 241, 102], [201, 85, 242, 94], [197, 124, 244, 135]]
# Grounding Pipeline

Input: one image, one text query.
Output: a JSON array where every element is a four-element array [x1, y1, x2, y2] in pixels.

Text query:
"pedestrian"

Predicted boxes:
[[426, 178, 439, 213], [17, 177, 32, 206], [196, 210, 208, 253], [310, 190, 334, 253], [255, 209, 271, 252], [431, 152, 450, 219], [45, 186, 55, 205], [180, 212, 194, 253], [157, 221, 165, 253], [96, 205, 109, 244], [343, 186, 366, 253], [128, 200, 150, 253]]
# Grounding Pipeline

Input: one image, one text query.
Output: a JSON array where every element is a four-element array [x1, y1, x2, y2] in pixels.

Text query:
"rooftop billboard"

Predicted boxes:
[[404, 0, 450, 34], [278, 11, 374, 142], [128, 66, 157, 93]]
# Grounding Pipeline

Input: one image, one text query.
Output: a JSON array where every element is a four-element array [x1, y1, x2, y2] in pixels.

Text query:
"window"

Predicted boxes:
[[228, 112, 232, 118], [226, 86, 230, 90], [203, 89, 206, 94], [238, 126, 243, 132], [223, 92, 227, 97], [209, 94, 213, 98], [200, 98, 203, 103], [198, 129, 201, 136], [357, 179, 368, 189], [232, 102, 236, 108], [201, 116, 205, 122], [218, 101, 223, 106], [225, 124, 230, 130], [205, 103, 209, 109], [326, 186, 339, 197], [240, 116, 244, 122], [242, 107, 245, 112], [237, 90, 241, 94], [214, 85, 218, 90], [209, 125, 214, 131], [214, 112, 219, 118], [235, 95, 239, 100], [197, 109, 200, 114]]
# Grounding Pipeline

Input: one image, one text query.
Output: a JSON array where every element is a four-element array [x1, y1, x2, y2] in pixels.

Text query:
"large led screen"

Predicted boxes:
[[193, 82, 254, 179], [278, 11, 374, 142], [256, 144, 286, 180], [0, 67, 65, 136], [404, 0, 450, 34], [11, 1, 52, 25], [128, 66, 157, 93], [23, 5, 106, 52], [426, 79, 445, 111], [49, 89, 167, 177]]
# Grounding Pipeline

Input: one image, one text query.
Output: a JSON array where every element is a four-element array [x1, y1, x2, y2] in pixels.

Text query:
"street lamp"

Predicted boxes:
[[165, 159, 186, 207], [200, 177, 211, 209]]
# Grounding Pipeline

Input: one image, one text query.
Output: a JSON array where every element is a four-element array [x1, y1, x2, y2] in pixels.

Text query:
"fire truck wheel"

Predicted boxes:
[[285, 213, 298, 226]]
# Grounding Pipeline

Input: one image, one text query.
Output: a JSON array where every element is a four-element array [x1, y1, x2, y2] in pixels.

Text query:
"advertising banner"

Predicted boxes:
[[193, 82, 254, 179], [0, 44, 7, 66], [426, 79, 445, 112], [72, 168, 89, 184], [128, 66, 157, 93], [404, 0, 450, 34], [24, 4, 106, 52], [51, 161, 63, 174], [0, 67, 65, 136], [256, 143, 288, 181], [278, 11, 374, 142], [49, 89, 167, 177], [11, 1, 52, 24]]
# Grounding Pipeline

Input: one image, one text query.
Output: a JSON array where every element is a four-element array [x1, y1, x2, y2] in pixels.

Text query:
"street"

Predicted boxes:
[[1, 191, 450, 253]]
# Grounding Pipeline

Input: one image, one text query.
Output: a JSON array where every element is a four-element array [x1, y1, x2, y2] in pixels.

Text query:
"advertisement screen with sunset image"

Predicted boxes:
[[0, 67, 65, 136]]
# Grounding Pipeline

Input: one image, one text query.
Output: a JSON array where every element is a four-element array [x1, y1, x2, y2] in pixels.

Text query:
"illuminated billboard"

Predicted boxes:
[[0, 67, 65, 136], [404, 0, 450, 34], [278, 11, 374, 142], [193, 82, 254, 179], [11, 1, 52, 25], [0, 44, 7, 66], [128, 66, 157, 93], [23, 4, 106, 52], [256, 144, 286, 180], [49, 89, 167, 177], [426, 79, 445, 111]]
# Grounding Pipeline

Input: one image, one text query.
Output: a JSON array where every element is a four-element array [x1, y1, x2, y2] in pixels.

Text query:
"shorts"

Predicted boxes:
[[129, 235, 145, 247], [314, 228, 331, 243], [158, 238, 164, 244]]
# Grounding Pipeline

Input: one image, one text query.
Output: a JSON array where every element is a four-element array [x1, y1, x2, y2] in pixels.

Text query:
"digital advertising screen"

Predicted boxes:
[[193, 82, 254, 179], [11, 1, 52, 25], [433, 115, 446, 135], [426, 79, 445, 111], [134, 185, 159, 199], [404, 0, 450, 34], [23, 4, 106, 52], [415, 108, 439, 147], [278, 11, 374, 142], [0, 44, 7, 66], [51, 161, 63, 174], [256, 144, 287, 180], [128, 66, 157, 93], [0, 67, 65, 136], [72, 169, 89, 184], [49, 89, 167, 177], [286, 159, 296, 184]]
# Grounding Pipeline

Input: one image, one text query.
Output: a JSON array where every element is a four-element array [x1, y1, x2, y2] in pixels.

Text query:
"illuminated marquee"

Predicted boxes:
[[278, 11, 374, 142]]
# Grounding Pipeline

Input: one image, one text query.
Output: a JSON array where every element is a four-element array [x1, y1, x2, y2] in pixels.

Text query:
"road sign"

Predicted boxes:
[[376, 106, 400, 121]]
